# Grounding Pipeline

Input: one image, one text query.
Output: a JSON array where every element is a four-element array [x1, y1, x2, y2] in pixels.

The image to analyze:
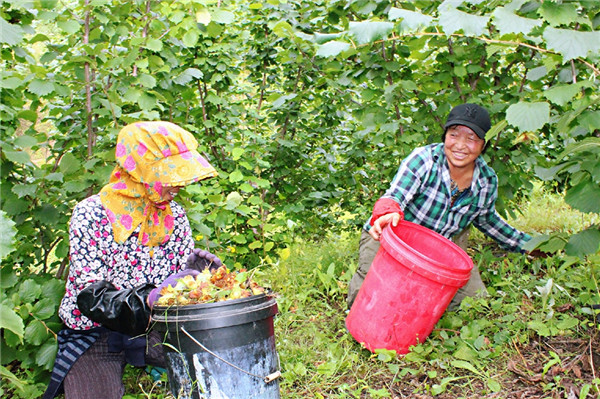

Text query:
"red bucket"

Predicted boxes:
[[346, 221, 473, 354]]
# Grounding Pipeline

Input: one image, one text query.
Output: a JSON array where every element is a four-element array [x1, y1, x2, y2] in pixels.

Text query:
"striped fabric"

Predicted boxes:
[[364, 143, 530, 252], [42, 328, 103, 399]]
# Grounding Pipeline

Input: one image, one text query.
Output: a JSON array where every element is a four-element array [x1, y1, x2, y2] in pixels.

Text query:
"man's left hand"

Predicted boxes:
[[527, 249, 553, 259]]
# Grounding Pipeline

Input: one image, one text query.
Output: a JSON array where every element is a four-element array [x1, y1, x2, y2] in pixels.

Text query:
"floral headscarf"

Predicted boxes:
[[99, 121, 217, 248]]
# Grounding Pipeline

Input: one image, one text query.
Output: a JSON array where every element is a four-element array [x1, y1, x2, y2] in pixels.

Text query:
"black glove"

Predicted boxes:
[[77, 281, 154, 337], [186, 248, 223, 272]]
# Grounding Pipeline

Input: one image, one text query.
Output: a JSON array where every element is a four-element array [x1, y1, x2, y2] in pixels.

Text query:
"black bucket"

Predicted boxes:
[[151, 294, 280, 399]]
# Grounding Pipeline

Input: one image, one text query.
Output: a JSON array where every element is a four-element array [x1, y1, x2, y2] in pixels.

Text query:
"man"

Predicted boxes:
[[347, 103, 533, 311]]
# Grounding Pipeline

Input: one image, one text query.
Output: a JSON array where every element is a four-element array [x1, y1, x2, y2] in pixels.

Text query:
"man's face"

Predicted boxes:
[[444, 125, 485, 170]]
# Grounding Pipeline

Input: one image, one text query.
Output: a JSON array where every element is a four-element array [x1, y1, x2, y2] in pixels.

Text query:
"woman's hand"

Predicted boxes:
[[147, 269, 200, 307], [369, 212, 402, 241], [185, 248, 223, 272]]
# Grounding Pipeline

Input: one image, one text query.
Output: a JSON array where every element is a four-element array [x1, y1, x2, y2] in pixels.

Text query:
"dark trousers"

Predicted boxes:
[[64, 330, 165, 399]]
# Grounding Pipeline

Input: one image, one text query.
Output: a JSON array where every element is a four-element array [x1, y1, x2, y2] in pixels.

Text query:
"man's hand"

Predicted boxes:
[[527, 249, 552, 259], [369, 212, 402, 241]]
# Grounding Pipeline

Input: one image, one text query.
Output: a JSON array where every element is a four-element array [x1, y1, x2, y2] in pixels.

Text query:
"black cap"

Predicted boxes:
[[444, 103, 491, 140]]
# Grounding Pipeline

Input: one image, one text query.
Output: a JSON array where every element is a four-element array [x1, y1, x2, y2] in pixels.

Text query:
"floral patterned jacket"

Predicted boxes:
[[58, 194, 194, 330]]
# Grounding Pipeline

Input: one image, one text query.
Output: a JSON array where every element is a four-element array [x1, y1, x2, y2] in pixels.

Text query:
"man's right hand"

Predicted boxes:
[[369, 212, 402, 241]]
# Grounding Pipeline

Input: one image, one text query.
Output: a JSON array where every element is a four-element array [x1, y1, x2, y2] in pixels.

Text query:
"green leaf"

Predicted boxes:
[[439, 6, 489, 36], [0, 17, 24, 45], [225, 191, 243, 209], [0, 76, 24, 89], [138, 93, 157, 110], [57, 19, 80, 34], [182, 30, 199, 47], [526, 66, 547, 81], [137, 73, 156, 88], [556, 316, 579, 331], [538, 237, 567, 253], [0, 365, 25, 392], [173, 68, 203, 85], [579, 110, 600, 132], [19, 279, 42, 302], [14, 133, 38, 149], [59, 153, 82, 175], [565, 181, 600, 213], [522, 234, 549, 252], [452, 344, 479, 363], [16, 110, 37, 124], [271, 93, 297, 109], [232, 235, 247, 244], [196, 8, 211, 25], [558, 137, 600, 160], [316, 41, 351, 57], [451, 360, 483, 376], [565, 228, 600, 257], [3, 150, 31, 164], [248, 241, 262, 249], [388, 8, 433, 33], [0, 268, 18, 289], [348, 21, 394, 45], [485, 120, 508, 142], [543, 28, 600, 62], [31, 298, 57, 320], [231, 147, 245, 161], [64, 180, 89, 193], [12, 183, 37, 198], [0, 303, 24, 339], [505, 101, 550, 132], [543, 83, 583, 106], [212, 10, 234, 24], [527, 320, 551, 337], [36, 340, 58, 369], [487, 378, 502, 392], [374, 348, 396, 362], [538, 2, 578, 27], [0, 211, 17, 260], [229, 169, 244, 183], [46, 172, 64, 182], [28, 79, 55, 96], [312, 32, 342, 44], [145, 38, 163, 52], [492, 7, 541, 35], [25, 319, 48, 346]]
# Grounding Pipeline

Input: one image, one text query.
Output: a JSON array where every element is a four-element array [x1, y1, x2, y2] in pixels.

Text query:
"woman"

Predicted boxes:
[[347, 104, 534, 311], [44, 121, 221, 399]]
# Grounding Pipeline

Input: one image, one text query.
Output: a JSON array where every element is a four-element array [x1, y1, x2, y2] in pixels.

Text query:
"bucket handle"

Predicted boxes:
[[180, 326, 281, 384]]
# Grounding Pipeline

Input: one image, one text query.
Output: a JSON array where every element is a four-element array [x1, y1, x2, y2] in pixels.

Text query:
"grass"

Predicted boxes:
[[507, 183, 599, 234], [121, 188, 599, 398]]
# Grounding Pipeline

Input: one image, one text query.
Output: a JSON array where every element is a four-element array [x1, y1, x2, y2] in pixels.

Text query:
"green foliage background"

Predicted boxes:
[[1, 0, 599, 396]]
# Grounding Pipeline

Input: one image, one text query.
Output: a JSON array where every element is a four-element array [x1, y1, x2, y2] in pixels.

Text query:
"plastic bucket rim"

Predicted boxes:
[[380, 228, 472, 285], [379, 224, 472, 287], [150, 294, 278, 330], [152, 292, 270, 312], [386, 221, 473, 274]]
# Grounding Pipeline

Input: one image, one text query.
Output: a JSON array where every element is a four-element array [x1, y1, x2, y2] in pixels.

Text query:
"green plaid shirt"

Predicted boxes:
[[365, 143, 530, 252]]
